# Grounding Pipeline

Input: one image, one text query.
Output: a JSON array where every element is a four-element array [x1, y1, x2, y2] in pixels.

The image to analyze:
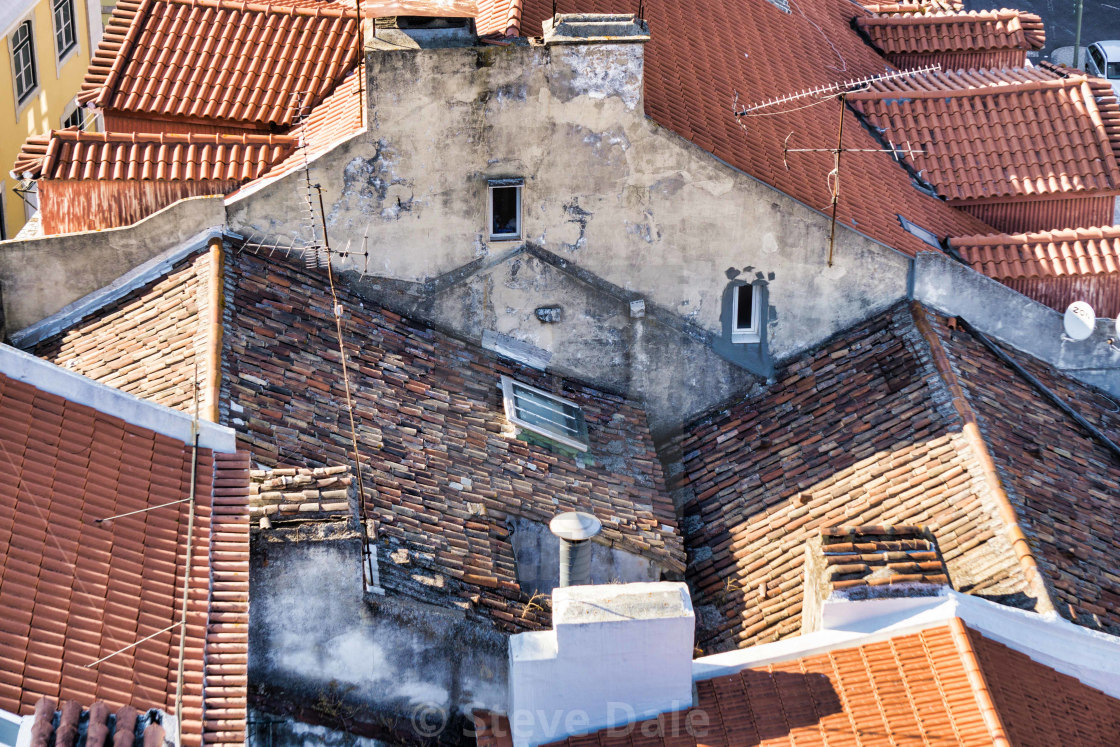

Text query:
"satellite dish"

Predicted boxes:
[[1063, 301, 1096, 341]]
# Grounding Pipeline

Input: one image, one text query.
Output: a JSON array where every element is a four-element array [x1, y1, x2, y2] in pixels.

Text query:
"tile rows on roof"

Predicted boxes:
[[919, 311, 1120, 636], [221, 248, 681, 632], [675, 303, 1028, 651], [250, 465, 353, 524], [27, 697, 167, 747], [816, 525, 950, 592], [13, 131, 296, 182], [80, 0, 360, 127], [520, 0, 993, 257], [952, 225, 1120, 279], [857, 0, 962, 12], [475, 0, 522, 36], [31, 251, 211, 413], [0, 372, 213, 743], [848, 68, 1120, 201], [856, 9, 1045, 55]]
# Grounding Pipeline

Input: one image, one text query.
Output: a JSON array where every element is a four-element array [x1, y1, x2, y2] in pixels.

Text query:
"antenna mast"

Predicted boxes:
[[735, 65, 941, 266]]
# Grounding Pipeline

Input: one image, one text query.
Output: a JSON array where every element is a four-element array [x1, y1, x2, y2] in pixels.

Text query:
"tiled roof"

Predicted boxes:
[[79, 0, 360, 127], [31, 251, 212, 414], [857, 0, 962, 11], [12, 131, 296, 182], [952, 225, 1120, 279], [814, 525, 950, 594], [26, 697, 170, 746], [677, 303, 1027, 651], [221, 249, 682, 631], [848, 67, 1120, 201], [677, 301, 1120, 651], [476, 0, 522, 36], [520, 0, 993, 256], [0, 368, 250, 747], [856, 9, 1045, 56], [536, 620, 1120, 746], [250, 465, 353, 525]]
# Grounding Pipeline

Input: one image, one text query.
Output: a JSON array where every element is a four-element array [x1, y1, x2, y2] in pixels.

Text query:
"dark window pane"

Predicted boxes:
[[13, 21, 37, 102], [1109, 62, 1120, 79], [54, 0, 76, 57], [735, 285, 753, 330], [491, 186, 519, 236]]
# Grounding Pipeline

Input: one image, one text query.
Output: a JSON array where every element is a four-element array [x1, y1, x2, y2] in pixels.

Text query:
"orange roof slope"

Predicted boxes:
[[79, 0, 360, 127], [0, 370, 250, 747], [858, 0, 962, 11], [521, 0, 993, 256], [952, 225, 1120, 279], [856, 9, 1045, 56], [848, 67, 1120, 202], [537, 620, 1120, 747], [12, 131, 295, 181], [476, 0, 522, 35]]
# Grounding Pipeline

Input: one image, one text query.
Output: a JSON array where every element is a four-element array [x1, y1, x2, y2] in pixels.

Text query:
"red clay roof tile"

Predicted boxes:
[[856, 9, 1045, 56], [848, 67, 1120, 201], [952, 225, 1120, 279], [79, 0, 360, 127]]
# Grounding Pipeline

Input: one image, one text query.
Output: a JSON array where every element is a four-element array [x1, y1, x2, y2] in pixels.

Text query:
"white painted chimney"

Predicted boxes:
[[507, 582, 695, 747]]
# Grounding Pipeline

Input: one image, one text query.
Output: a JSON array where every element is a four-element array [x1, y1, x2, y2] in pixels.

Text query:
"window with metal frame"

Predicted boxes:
[[500, 375, 588, 451], [12, 20, 37, 104], [731, 283, 762, 343], [53, 0, 77, 58]]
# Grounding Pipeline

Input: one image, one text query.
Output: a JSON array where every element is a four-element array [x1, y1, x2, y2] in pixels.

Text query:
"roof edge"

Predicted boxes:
[[910, 302, 1058, 614], [0, 343, 237, 452], [947, 616, 1012, 745]]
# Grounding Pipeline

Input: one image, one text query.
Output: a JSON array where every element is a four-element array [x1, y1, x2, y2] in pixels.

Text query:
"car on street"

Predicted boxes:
[[1085, 41, 1120, 97]]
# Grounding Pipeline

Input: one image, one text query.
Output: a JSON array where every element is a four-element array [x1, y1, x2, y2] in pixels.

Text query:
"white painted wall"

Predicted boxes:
[[508, 582, 695, 747]]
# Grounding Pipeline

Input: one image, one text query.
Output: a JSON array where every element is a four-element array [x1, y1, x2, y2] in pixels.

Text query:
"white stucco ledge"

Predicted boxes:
[[0, 343, 237, 453], [692, 588, 1120, 700]]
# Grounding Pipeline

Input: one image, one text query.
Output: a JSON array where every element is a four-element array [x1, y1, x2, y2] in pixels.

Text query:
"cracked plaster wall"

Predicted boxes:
[[226, 41, 910, 426]]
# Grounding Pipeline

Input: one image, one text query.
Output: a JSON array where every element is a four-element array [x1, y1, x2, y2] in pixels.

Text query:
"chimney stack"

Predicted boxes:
[[550, 511, 602, 587]]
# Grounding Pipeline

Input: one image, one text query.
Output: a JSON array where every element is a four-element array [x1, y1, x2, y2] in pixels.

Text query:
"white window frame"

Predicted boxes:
[[487, 178, 522, 241], [51, 0, 78, 69], [500, 375, 588, 452], [60, 99, 83, 129], [731, 283, 762, 343], [10, 17, 38, 114], [0, 707, 25, 747]]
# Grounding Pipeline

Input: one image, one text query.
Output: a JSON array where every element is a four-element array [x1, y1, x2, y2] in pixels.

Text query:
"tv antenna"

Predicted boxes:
[[735, 65, 941, 266]]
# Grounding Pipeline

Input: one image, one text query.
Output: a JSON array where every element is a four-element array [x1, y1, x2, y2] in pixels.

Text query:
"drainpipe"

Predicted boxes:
[[550, 511, 602, 587]]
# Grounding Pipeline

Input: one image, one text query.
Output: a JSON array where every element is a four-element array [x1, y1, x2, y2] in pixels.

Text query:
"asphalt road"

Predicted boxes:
[[963, 0, 1120, 65]]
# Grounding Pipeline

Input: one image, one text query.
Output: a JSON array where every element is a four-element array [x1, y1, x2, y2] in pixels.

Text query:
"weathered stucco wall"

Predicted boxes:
[[226, 41, 910, 405], [250, 529, 507, 745], [0, 195, 225, 334]]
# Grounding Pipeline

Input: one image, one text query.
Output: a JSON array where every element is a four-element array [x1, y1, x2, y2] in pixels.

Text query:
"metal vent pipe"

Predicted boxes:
[[550, 511, 602, 587]]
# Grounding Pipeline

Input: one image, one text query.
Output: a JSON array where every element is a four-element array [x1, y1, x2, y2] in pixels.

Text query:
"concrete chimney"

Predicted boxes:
[[507, 582, 695, 747], [549, 511, 602, 587]]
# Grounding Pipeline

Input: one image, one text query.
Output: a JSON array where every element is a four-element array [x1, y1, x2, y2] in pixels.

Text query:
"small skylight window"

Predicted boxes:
[[488, 178, 522, 241], [764, 0, 791, 13], [897, 215, 942, 249], [500, 375, 588, 451], [731, 283, 762, 343]]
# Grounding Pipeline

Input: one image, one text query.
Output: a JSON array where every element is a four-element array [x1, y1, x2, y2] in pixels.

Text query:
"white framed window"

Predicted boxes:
[[500, 375, 588, 451], [731, 283, 762, 343], [0, 707, 24, 747], [897, 214, 941, 249], [11, 20, 38, 106], [52, 0, 77, 61], [61, 104, 83, 129], [488, 178, 522, 241]]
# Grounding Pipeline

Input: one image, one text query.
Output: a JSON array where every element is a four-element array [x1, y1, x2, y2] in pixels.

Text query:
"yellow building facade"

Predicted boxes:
[[1, 0, 99, 239]]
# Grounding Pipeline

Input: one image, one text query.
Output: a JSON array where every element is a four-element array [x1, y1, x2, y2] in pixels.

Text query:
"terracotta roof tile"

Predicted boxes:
[[79, 0, 360, 127], [249, 465, 354, 524], [856, 9, 1045, 57], [13, 131, 295, 182], [530, 621, 1120, 747], [32, 251, 212, 413], [27, 697, 168, 747], [0, 367, 248, 747], [857, 0, 962, 11], [520, 0, 993, 256], [476, 0, 522, 36], [953, 225, 1120, 279], [815, 525, 951, 593], [848, 67, 1120, 202]]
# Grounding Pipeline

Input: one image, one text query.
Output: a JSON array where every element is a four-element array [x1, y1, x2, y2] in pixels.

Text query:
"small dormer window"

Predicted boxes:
[[731, 283, 762, 343], [500, 375, 588, 451], [488, 178, 522, 241]]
